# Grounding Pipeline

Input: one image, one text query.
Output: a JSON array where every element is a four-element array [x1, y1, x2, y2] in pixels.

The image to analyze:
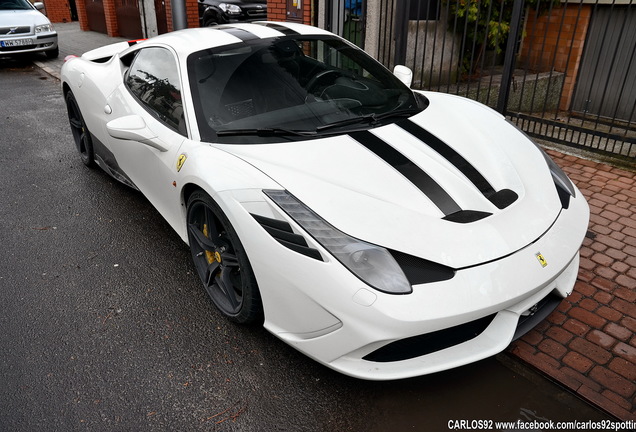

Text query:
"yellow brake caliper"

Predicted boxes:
[[202, 224, 220, 265]]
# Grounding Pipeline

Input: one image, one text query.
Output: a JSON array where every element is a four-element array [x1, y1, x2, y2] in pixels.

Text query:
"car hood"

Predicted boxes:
[[0, 9, 49, 27], [215, 92, 563, 268]]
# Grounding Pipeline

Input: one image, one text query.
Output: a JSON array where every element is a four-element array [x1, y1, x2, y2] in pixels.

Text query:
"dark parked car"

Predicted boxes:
[[198, 0, 266, 27]]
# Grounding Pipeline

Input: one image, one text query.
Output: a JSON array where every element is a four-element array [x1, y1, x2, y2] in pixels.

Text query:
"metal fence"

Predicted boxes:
[[367, 0, 636, 162]]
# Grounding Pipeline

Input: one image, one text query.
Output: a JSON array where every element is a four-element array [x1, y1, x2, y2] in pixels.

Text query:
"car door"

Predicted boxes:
[[106, 45, 188, 230]]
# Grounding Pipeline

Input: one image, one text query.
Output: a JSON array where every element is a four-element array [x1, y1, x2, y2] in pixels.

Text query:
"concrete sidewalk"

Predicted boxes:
[[34, 21, 127, 80], [35, 21, 636, 423]]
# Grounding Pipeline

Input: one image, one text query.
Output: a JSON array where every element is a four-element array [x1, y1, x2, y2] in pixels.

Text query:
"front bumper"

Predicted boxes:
[[219, 185, 589, 380], [0, 32, 57, 55]]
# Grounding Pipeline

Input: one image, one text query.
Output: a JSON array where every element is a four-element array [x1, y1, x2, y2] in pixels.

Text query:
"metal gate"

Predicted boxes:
[[85, 0, 107, 34], [115, 0, 143, 39], [373, 0, 636, 162], [326, 0, 365, 48], [572, 5, 636, 123]]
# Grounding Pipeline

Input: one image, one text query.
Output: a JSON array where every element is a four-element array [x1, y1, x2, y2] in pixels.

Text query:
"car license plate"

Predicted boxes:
[[1, 39, 32, 47]]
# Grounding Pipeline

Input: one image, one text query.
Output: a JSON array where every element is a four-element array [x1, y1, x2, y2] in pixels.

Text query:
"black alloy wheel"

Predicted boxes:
[[186, 191, 263, 324], [65, 91, 94, 167]]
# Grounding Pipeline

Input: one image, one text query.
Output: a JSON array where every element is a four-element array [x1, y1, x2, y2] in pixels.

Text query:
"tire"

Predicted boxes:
[[186, 191, 263, 324], [203, 11, 221, 26], [65, 91, 95, 167], [45, 46, 59, 59]]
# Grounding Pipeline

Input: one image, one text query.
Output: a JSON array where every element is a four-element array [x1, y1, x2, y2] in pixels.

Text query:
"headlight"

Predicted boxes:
[[218, 3, 241, 14], [35, 24, 53, 33], [264, 189, 412, 294]]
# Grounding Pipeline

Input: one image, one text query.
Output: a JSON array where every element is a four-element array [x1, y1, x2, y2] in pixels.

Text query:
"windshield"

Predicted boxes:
[[0, 0, 34, 9], [188, 36, 426, 143]]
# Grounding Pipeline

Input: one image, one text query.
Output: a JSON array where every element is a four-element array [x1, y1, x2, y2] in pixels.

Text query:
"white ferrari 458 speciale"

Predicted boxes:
[[61, 22, 589, 380]]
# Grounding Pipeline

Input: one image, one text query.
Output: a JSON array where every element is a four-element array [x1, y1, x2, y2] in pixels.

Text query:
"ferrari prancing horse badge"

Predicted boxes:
[[176, 153, 187, 172], [536, 252, 548, 268]]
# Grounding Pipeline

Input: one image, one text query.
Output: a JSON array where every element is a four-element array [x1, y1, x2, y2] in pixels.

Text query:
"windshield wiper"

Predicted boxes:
[[216, 127, 316, 137], [215, 108, 421, 137], [316, 108, 420, 132], [372, 107, 422, 121]]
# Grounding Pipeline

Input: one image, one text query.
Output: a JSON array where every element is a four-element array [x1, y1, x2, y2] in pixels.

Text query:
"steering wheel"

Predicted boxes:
[[306, 70, 342, 95]]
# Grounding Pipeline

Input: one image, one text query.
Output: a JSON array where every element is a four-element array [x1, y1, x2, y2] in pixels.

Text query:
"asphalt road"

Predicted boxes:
[[0, 60, 611, 431]]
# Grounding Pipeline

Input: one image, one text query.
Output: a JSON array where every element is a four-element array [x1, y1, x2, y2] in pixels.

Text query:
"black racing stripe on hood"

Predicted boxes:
[[350, 131, 462, 216], [397, 119, 496, 195], [214, 26, 261, 41], [397, 119, 518, 209]]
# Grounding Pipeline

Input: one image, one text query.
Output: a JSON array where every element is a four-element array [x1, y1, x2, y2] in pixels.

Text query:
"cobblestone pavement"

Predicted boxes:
[[33, 21, 636, 423], [510, 149, 636, 421]]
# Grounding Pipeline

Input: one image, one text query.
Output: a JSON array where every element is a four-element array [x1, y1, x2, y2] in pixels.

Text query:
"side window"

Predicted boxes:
[[125, 47, 186, 135]]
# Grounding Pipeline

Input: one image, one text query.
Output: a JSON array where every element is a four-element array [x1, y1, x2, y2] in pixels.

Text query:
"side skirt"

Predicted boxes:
[[91, 133, 139, 190]]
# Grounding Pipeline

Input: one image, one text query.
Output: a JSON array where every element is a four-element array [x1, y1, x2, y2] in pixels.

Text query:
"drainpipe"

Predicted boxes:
[[172, 0, 188, 30]]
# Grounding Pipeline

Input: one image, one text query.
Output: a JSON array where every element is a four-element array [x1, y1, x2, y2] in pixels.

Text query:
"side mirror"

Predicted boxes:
[[106, 115, 169, 152], [393, 65, 413, 88], [33, 2, 44, 10]]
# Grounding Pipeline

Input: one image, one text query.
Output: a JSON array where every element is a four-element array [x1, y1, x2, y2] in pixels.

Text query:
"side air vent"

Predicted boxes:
[[389, 249, 456, 285], [251, 214, 323, 261], [91, 56, 112, 64]]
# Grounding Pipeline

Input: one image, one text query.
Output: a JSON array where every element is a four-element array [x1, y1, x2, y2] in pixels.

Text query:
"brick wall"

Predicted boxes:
[[42, 0, 72, 23], [165, 1, 172, 31], [103, 0, 118, 36], [164, 0, 199, 32], [268, 0, 286, 21], [186, 0, 199, 29], [519, 5, 592, 112], [267, 0, 312, 24], [75, 0, 88, 30], [51, 0, 199, 36]]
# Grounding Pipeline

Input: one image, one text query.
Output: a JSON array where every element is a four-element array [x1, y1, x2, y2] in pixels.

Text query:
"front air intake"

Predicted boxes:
[[363, 314, 496, 362]]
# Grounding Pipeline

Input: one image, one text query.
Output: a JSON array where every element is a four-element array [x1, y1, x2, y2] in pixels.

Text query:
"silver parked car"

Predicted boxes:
[[0, 0, 58, 58]]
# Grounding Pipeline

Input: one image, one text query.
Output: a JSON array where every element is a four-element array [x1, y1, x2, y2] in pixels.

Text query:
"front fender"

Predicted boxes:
[[174, 142, 282, 242]]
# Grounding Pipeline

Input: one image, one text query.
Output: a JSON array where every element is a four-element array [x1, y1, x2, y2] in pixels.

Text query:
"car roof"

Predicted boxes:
[[139, 22, 334, 56]]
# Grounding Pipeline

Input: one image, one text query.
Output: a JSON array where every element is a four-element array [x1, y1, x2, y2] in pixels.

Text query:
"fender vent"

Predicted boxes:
[[251, 214, 323, 261]]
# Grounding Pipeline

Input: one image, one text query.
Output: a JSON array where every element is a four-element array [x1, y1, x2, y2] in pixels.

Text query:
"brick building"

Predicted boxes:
[[519, 4, 593, 112], [42, 0, 312, 38]]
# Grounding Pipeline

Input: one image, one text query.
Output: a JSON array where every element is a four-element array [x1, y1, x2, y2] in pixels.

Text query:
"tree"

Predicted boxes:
[[447, 0, 553, 77]]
